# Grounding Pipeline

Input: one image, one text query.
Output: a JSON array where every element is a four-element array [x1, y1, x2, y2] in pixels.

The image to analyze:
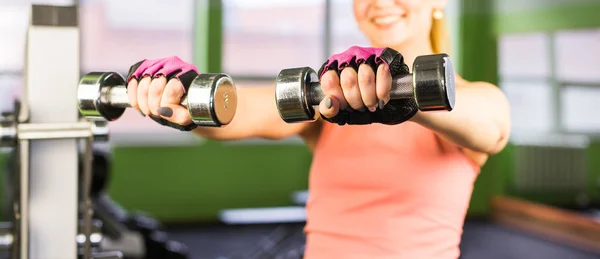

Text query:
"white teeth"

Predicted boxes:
[[373, 16, 401, 25]]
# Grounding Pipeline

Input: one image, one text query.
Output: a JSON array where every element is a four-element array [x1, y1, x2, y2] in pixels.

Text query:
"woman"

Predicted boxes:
[[126, 0, 511, 258]]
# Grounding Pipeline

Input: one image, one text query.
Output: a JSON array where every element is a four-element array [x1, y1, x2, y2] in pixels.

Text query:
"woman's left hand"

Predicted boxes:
[[316, 46, 419, 125]]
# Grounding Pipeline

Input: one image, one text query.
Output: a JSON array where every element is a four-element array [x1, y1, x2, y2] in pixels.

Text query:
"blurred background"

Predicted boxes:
[[1, 0, 600, 258]]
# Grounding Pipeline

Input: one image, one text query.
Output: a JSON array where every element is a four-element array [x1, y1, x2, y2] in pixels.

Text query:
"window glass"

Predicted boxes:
[[498, 33, 551, 78], [222, 0, 326, 77], [501, 80, 555, 135], [554, 28, 600, 83], [560, 85, 600, 132], [0, 0, 197, 146], [80, 0, 195, 73]]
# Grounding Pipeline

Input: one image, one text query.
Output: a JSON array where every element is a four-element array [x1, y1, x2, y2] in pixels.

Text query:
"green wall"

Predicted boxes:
[[494, 0, 600, 34], [108, 141, 312, 222], [457, 0, 501, 216]]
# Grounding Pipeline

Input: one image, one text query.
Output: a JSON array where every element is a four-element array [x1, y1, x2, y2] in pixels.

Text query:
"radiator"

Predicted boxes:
[[510, 134, 590, 192]]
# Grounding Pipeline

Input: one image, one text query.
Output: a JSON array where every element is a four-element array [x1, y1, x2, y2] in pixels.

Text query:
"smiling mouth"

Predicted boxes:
[[371, 15, 403, 27]]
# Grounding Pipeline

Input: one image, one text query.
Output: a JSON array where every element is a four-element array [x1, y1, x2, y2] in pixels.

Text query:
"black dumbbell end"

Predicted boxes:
[[413, 53, 456, 112]]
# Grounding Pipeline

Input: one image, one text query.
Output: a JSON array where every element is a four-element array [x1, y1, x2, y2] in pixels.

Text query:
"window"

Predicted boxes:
[[554, 29, 600, 134], [0, 2, 32, 111], [501, 81, 554, 133], [0, 0, 197, 146], [80, 0, 194, 73], [498, 33, 554, 136], [561, 86, 600, 132], [222, 0, 326, 78], [499, 28, 600, 138]]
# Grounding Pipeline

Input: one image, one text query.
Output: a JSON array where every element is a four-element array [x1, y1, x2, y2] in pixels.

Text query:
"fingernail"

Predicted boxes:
[[368, 106, 377, 112], [324, 97, 332, 109], [378, 100, 385, 109], [138, 110, 146, 117], [157, 107, 173, 118]]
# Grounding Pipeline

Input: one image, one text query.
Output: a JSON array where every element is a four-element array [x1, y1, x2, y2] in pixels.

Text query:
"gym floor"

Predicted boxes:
[[165, 220, 600, 259]]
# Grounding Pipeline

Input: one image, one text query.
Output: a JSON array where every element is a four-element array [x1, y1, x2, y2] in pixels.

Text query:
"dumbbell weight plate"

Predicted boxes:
[[275, 67, 320, 123], [78, 72, 127, 121], [413, 54, 455, 111], [77, 72, 238, 127]]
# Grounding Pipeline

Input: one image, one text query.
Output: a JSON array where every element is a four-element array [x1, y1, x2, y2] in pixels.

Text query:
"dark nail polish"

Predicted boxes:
[[157, 107, 173, 118], [325, 97, 332, 109], [138, 110, 146, 117], [379, 100, 385, 109]]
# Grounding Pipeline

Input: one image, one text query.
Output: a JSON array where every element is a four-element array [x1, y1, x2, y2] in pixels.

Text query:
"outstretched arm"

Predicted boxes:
[[410, 79, 511, 155], [192, 84, 319, 142], [125, 57, 318, 143]]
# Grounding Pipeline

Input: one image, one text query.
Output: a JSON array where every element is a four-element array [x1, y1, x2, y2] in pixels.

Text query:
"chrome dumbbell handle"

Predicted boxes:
[[305, 74, 415, 105], [95, 84, 189, 109]]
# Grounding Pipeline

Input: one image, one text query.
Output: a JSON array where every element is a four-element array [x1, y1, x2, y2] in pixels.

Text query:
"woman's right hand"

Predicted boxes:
[[126, 56, 200, 131]]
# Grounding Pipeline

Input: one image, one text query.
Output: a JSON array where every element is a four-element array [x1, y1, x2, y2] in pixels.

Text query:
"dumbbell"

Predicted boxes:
[[77, 72, 238, 127], [275, 53, 456, 123]]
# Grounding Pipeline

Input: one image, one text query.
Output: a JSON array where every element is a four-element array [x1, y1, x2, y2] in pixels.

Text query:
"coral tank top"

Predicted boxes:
[[303, 121, 479, 259]]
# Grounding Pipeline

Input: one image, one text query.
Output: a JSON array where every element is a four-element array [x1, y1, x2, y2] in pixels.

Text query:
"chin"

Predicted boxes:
[[364, 23, 410, 48], [370, 34, 409, 49]]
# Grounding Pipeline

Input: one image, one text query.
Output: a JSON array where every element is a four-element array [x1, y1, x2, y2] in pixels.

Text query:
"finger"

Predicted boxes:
[[157, 105, 193, 126], [160, 79, 185, 108], [320, 70, 347, 110], [357, 63, 377, 112], [318, 96, 340, 119], [148, 76, 167, 115], [127, 79, 139, 110], [340, 67, 364, 111], [160, 79, 190, 124], [137, 76, 152, 115], [376, 63, 392, 109]]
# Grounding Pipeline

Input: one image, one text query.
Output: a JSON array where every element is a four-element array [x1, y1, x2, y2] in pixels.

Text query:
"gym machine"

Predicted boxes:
[[0, 4, 237, 259]]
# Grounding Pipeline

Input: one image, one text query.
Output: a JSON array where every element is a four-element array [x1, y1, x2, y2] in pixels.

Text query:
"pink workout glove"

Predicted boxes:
[[317, 46, 418, 125], [126, 56, 199, 131]]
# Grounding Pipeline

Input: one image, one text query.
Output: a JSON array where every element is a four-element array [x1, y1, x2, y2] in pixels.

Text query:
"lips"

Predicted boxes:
[[372, 15, 401, 26]]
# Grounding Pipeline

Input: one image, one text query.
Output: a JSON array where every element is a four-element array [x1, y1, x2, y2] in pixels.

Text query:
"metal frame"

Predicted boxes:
[[0, 4, 118, 259], [19, 4, 81, 259], [13, 121, 95, 259]]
